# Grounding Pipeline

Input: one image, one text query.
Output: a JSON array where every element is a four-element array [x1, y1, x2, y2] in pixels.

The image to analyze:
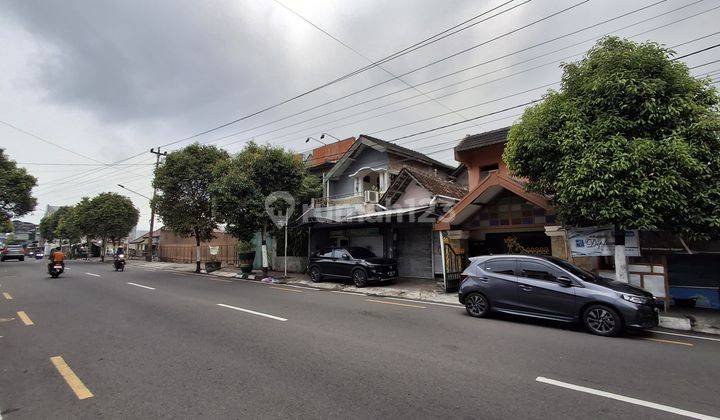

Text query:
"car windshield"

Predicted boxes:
[[346, 247, 376, 259], [543, 256, 598, 282]]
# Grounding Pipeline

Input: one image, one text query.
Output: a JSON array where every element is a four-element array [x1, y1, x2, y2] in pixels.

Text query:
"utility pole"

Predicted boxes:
[[147, 147, 167, 262]]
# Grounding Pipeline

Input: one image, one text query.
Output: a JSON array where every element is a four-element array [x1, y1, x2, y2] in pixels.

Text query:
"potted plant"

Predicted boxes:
[[237, 240, 255, 274]]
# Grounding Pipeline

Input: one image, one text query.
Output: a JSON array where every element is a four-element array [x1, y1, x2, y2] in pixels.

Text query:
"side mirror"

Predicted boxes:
[[557, 276, 573, 287]]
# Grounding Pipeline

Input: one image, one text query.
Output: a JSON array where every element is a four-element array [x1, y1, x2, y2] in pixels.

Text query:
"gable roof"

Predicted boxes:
[[325, 134, 455, 180], [454, 126, 511, 152], [381, 167, 468, 205]]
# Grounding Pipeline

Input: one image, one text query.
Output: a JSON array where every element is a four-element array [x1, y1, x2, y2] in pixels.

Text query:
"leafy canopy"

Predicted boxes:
[[0, 148, 37, 221], [153, 143, 229, 242], [504, 37, 720, 239], [87, 192, 140, 242], [211, 142, 311, 242], [39, 206, 73, 241]]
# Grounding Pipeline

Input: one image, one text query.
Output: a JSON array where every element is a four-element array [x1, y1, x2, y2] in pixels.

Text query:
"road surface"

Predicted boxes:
[[1, 259, 719, 419]]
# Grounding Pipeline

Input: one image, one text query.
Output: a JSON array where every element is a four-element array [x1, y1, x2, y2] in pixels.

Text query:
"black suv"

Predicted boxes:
[[308, 247, 398, 287], [459, 255, 659, 336]]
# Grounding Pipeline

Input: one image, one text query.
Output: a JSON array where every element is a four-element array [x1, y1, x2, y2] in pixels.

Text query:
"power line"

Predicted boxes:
[[673, 42, 720, 59], [211, 0, 690, 152], [153, 0, 534, 149]]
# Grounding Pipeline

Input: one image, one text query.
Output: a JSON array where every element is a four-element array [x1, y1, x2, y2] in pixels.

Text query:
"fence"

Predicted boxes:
[[158, 244, 238, 265]]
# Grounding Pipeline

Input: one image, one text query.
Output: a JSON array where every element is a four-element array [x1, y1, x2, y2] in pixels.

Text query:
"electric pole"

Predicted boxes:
[[147, 147, 167, 261]]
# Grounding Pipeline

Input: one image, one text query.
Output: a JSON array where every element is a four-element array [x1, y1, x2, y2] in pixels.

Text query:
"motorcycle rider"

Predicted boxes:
[[48, 247, 65, 271], [114, 247, 126, 270]]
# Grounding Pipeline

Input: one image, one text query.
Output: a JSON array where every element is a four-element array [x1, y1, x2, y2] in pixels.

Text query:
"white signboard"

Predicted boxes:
[[568, 226, 640, 257]]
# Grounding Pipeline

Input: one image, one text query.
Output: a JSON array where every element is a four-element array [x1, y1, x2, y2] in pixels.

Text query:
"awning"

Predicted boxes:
[[345, 205, 431, 222]]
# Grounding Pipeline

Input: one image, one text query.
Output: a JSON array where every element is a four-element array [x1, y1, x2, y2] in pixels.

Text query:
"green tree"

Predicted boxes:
[[87, 192, 140, 261], [0, 149, 37, 222], [1, 218, 12, 234], [39, 206, 72, 242], [152, 143, 229, 272], [55, 206, 83, 256], [211, 142, 309, 274], [504, 37, 720, 281]]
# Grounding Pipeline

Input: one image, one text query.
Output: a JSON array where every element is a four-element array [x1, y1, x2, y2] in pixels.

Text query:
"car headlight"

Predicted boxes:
[[621, 294, 650, 304]]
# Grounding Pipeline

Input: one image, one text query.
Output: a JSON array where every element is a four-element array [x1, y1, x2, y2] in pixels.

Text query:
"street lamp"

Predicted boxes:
[[320, 132, 342, 141], [305, 136, 326, 146], [117, 183, 154, 261]]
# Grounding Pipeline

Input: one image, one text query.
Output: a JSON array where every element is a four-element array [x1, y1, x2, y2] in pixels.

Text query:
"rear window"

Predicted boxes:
[[482, 259, 515, 275]]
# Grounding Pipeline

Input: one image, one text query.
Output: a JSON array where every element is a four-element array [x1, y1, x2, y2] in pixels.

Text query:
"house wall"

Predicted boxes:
[[455, 143, 508, 190], [392, 181, 433, 209], [328, 147, 389, 197]]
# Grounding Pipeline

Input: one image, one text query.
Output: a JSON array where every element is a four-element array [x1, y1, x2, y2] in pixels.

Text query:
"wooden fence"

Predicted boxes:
[[158, 244, 238, 265]]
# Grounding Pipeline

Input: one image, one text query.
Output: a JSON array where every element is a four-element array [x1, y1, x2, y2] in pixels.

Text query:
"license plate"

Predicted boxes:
[[54, 265, 62, 269]]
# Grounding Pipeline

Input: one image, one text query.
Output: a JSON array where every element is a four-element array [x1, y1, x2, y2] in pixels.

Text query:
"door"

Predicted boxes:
[[315, 248, 337, 277], [480, 258, 519, 310], [331, 248, 354, 278], [515, 259, 576, 320], [397, 226, 432, 279]]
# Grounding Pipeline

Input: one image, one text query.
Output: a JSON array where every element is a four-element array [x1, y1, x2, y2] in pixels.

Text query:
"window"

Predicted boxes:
[[483, 259, 515, 275], [519, 260, 560, 282], [347, 247, 376, 259], [317, 248, 334, 258], [333, 249, 350, 259]]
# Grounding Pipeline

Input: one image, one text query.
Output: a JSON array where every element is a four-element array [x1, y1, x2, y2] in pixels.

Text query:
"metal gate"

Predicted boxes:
[[442, 240, 467, 292]]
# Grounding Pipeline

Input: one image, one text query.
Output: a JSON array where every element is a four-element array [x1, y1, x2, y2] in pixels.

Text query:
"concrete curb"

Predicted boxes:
[[658, 316, 692, 331]]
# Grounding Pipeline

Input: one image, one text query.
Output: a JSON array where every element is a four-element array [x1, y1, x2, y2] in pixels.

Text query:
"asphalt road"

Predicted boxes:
[[1, 259, 719, 419]]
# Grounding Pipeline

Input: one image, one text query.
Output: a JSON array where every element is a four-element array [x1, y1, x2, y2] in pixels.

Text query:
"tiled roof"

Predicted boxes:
[[405, 168, 467, 199], [454, 126, 511, 152]]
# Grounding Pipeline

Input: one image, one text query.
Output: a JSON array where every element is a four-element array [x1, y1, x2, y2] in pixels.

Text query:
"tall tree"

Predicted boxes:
[[39, 206, 72, 242], [0, 149, 37, 223], [88, 192, 140, 260], [153, 143, 229, 272], [211, 142, 308, 275], [504, 37, 720, 282], [55, 206, 83, 254]]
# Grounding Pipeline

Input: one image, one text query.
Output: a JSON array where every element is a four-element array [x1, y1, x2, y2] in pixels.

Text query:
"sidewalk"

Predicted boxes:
[[125, 259, 719, 334]]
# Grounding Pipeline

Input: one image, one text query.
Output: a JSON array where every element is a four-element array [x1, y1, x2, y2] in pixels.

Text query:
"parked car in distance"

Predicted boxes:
[[459, 255, 658, 336], [1, 245, 26, 262], [308, 246, 398, 287]]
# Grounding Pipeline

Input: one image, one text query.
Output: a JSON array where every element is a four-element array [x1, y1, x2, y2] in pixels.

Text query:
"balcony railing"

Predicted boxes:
[[312, 190, 382, 207]]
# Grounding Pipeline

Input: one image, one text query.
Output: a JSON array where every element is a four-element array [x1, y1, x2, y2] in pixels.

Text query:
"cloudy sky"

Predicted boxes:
[[1, 0, 718, 230]]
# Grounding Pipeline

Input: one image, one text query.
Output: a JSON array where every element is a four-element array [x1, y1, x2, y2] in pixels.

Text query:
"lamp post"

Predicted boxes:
[[320, 132, 342, 141], [118, 183, 154, 261], [305, 136, 326, 146]]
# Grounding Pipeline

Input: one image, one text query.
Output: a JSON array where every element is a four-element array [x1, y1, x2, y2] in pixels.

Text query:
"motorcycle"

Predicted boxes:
[[48, 263, 64, 278], [114, 253, 126, 272]]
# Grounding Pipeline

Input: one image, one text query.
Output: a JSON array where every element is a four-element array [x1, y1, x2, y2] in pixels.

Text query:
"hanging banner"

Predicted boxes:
[[568, 226, 640, 257]]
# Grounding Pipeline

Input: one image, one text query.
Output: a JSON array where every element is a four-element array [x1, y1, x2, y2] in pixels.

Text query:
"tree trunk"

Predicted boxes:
[[261, 224, 269, 277], [614, 229, 629, 283], [100, 238, 106, 262], [195, 229, 201, 273]]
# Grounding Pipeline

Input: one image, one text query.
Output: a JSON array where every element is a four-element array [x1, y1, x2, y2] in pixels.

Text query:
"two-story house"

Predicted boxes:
[[303, 134, 465, 280]]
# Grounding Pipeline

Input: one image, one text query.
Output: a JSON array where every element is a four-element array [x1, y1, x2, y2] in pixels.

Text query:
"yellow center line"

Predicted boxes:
[[270, 286, 304, 293], [50, 356, 94, 400], [642, 338, 693, 347], [17, 311, 34, 326], [3, 292, 12, 300], [366, 299, 426, 309]]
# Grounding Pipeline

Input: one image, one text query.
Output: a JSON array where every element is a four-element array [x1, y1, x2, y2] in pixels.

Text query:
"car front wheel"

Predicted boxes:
[[352, 269, 368, 288], [583, 305, 623, 337], [464, 293, 490, 318], [309, 266, 322, 283]]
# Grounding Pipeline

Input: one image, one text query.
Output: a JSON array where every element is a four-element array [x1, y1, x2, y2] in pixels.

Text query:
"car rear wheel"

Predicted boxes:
[[464, 293, 490, 318], [352, 269, 368, 288], [309, 266, 322, 283], [583, 305, 623, 337]]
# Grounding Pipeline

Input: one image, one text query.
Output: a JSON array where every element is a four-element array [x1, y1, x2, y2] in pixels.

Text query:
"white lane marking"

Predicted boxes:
[[330, 290, 364, 296], [127, 282, 155, 290], [217, 303, 287, 321], [386, 297, 463, 308], [85, 273, 101, 277], [536, 377, 719, 419], [652, 330, 720, 342]]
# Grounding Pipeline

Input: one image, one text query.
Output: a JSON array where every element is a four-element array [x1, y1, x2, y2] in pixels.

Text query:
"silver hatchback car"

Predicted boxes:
[[458, 255, 659, 336]]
